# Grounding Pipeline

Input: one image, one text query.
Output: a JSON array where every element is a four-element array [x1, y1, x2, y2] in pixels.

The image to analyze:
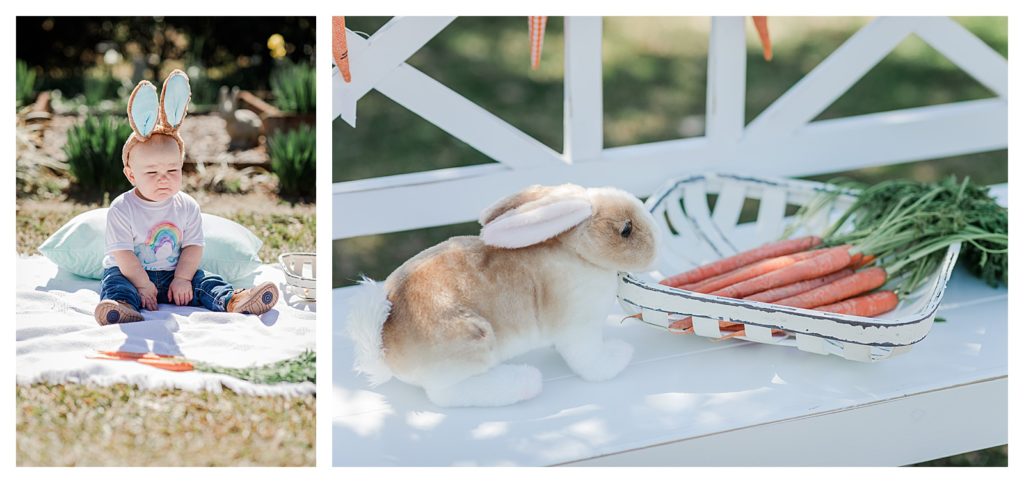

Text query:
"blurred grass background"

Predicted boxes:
[[333, 17, 1007, 466]]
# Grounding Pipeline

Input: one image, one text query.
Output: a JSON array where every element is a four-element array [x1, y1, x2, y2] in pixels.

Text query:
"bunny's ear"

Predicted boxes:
[[480, 186, 592, 249], [127, 80, 159, 139], [159, 69, 191, 130]]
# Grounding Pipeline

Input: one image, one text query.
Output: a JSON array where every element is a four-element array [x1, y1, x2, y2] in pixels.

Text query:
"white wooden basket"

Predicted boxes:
[[279, 252, 316, 301], [617, 173, 961, 362]]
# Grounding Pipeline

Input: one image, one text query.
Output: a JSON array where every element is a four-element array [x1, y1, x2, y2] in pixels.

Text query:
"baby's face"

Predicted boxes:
[[124, 135, 183, 202]]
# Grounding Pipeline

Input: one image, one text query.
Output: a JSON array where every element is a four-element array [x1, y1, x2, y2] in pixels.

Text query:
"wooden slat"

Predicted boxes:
[[913, 17, 1008, 98], [705, 16, 747, 153], [374, 63, 565, 170], [561, 378, 1007, 466], [334, 98, 1005, 239], [563, 16, 604, 162], [743, 17, 915, 144], [692, 316, 722, 338], [344, 17, 456, 101], [754, 187, 787, 242], [709, 179, 746, 239], [683, 183, 734, 256], [738, 98, 1007, 174]]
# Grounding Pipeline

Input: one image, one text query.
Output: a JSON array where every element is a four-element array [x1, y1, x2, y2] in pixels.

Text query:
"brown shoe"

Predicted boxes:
[[95, 300, 144, 326], [227, 282, 279, 315]]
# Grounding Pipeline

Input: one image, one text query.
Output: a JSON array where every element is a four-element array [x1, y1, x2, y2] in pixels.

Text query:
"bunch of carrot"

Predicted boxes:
[[654, 176, 1008, 339], [658, 235, 895, 336]]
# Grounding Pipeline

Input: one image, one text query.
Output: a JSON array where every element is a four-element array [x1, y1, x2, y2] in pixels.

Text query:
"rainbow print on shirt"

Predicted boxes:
[[134, 221, 182, 269]]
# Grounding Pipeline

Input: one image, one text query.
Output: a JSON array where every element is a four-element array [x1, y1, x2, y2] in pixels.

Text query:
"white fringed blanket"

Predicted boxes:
[[17, 256, 316, 396]]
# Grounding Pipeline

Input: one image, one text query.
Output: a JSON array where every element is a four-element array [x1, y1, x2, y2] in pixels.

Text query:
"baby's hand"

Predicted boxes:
[[169, 277, 193, 306], [135, 280, 158, 311]]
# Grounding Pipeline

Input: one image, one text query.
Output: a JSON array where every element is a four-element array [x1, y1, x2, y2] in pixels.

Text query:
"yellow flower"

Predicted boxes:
[[267, 33, 285, 51]]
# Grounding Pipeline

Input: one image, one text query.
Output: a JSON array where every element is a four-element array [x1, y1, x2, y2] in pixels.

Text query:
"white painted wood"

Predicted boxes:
[[333, 163, 506, 195], [682, 182, 735, 256], [709, 179, 746, 239], [692, 317, 723, 338], [342, 17, 456, 102], [374, 62, 564, 170], [640, 308, 667, 326], [796, 333, 829, 355], [334, 97, 1005, 239], [841, 343, 873, 362], [560, 377, 1007, 466], [912, 17, 1008, 98], [705, 16, 747, 155], [753, 186, 786, 242], [334, 66, 357, 126], [563, 16, 604, 162], [743, 324, 773, 344], [333, 263, 1007, 466], [739, 98, 1008, 173], [742, 17, 916, 144]]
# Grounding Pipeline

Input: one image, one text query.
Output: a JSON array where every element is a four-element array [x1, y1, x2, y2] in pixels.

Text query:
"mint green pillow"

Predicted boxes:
[[38, 208, 263, 283]]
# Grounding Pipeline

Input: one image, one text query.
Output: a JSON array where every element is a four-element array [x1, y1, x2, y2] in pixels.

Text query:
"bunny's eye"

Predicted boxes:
[[620, 220, 633, 238]]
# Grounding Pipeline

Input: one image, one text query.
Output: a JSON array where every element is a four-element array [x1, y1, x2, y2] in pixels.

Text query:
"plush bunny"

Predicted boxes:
[[347, 184, 660, 407], [217, 85, 262, 150], [122, 69, 191, 166]]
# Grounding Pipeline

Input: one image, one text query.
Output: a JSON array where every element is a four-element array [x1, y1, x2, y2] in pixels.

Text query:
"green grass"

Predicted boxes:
[[271, 61, 316, 114], [63, 116, 135, 198], [17, 58, 38, 107], [193, 350, 315, 384], [17, 383, 314, 466], [269, 125, 317, 199]]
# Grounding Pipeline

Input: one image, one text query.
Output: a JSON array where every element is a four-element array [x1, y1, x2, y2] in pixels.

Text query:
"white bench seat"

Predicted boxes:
[[332, 186, 1007, 466]]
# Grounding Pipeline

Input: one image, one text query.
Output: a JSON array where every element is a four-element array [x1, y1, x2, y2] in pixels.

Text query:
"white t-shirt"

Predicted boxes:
[[102, 190, 205, 271]]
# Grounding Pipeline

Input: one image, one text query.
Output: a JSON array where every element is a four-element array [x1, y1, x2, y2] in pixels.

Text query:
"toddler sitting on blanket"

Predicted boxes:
[[94, 70, 278, 326]]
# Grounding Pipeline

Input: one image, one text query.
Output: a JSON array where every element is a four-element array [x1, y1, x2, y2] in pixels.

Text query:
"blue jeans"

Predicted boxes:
[[100, 266, 234, 312]]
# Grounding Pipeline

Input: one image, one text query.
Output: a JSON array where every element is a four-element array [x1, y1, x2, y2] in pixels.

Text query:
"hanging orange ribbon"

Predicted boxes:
[[752, 16, 772, 61], [529, 16, 548, 70], [333, 16, 352, 83]]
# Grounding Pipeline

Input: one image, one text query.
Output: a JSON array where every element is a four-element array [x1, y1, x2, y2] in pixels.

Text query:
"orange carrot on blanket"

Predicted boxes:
[[660, 235, 822, 287], [89, 350, 194, 372], [813, 290, 899, 317], [710, 246, 853, 299], [773, 267, 887, 309]]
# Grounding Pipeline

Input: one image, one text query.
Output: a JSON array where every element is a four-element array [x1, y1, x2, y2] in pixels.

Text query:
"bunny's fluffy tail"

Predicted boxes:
[[346, 277, 393, 386]]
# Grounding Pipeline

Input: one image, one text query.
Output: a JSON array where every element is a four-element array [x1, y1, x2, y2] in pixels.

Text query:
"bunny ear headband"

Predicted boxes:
[[121, 69, 192, 166]]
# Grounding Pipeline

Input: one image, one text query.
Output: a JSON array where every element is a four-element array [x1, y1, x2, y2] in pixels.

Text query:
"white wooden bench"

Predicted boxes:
[[333, 16, 1007, 466]]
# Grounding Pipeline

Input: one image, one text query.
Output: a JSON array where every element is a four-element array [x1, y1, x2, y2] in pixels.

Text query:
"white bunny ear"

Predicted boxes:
[[480, 197, 593, 249], [159, 70, 191, 129], [127, 80, 159, 139]]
